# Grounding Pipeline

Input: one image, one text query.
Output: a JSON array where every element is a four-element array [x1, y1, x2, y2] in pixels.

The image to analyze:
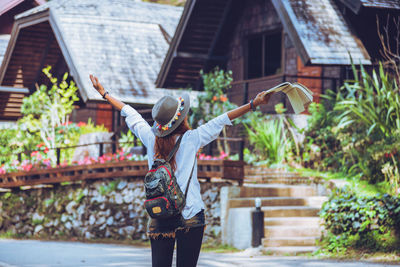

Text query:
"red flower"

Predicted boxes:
[[36, 143, 45, 148], [44, 147, 49, 154], [77, 122, 87, 127]]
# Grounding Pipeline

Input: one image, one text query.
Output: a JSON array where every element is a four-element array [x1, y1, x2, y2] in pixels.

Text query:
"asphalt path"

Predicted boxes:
[[0, 239, 398, 267]]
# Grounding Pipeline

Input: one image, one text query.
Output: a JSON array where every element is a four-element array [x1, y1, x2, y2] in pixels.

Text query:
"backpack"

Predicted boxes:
[[144, 135, 195, 219]]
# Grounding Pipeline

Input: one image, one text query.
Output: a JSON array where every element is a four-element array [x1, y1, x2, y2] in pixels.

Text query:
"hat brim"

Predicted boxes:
[[151, 93, 190, 137]]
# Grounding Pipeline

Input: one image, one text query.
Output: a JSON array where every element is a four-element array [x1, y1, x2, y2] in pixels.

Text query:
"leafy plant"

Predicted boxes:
[[243, 105, 293, 167], [189, 67, 237, 155], [19, 66, 79, 166], [320, 186, 400, 252]]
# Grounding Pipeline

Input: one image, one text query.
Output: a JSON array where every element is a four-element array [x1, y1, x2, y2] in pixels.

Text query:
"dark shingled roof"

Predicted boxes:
[[9, 0, 197, 105], [272, 0, 371, 65], [0, 35, 10, 65], [360, 0, 400, 10]]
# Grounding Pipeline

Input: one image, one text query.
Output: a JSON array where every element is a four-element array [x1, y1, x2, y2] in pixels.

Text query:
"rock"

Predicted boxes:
[[105, 229, 112, 238], [32, 213, 44, 222], [99, 203, 106, 210], [115, 194, 123, 205], [34, 225, 43, 234], [11, 215, 20, 223], [97, 216, 106, 225], [85, 232, 93, 239], [64, 221, 72, 230], [124, 226, 136, 236], [72, 220, 81, 228], [129, 211, 138, 219], [77, 205, 85, 219], [106, 217, 114, 226], [114, 211, 123, 221], [89, 215, 96, 226], [60, 214, 69, 223], [117, 181, 127, 190], [65, 201, 77, 214], [123, 192, 134, 204]]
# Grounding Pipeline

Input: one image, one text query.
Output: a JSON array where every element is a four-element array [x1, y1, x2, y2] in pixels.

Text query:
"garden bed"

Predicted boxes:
[[0, 160, 245, 188]]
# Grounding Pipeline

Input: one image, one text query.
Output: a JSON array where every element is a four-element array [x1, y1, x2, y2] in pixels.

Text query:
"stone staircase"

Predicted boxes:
[[228, 182, 327, 255]]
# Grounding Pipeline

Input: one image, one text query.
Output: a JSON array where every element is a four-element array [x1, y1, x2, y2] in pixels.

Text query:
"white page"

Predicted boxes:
[[286, 88, 305, 114]]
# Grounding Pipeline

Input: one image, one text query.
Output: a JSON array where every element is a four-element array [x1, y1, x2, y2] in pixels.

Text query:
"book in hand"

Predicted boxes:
[[263, 82, 313, 114]]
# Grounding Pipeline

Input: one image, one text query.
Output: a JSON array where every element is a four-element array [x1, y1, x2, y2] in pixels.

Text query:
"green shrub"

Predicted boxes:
[[320, 186, 400, 252], [244, 106, 293, 167]]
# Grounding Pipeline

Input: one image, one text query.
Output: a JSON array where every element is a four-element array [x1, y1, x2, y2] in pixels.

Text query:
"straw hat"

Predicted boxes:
[[151, 93, 190, 137]]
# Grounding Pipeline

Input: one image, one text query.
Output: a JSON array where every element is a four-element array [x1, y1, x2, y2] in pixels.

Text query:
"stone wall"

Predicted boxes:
[[0, 178, 230, 243]]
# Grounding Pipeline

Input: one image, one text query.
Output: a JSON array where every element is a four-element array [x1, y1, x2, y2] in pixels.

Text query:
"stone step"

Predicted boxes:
[[244, 176, 315, 185], [240, 184, 317, 198], [264, 226, 322, 238], [229, 196, 327, 208], [262, 206, 320, 217], [264, 217, 322, 227], [263, 236, 318, 247], [262, 246, 319, 256]]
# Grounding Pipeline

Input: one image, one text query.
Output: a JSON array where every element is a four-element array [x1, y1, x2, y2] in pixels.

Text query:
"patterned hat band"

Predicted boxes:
[[156, 97, 185, 131]]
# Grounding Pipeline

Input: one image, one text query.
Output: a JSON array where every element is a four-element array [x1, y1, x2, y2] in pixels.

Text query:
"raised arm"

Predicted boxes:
[[90, 74, 125, 111], [227, 90, 274, 120], [89, 75, 154, 148]]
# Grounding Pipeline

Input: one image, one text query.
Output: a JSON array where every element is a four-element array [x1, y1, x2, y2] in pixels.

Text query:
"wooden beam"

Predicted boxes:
[[0, 86, 29, 93], [29, 30, 54, 92], [155, 0, 197, 88]]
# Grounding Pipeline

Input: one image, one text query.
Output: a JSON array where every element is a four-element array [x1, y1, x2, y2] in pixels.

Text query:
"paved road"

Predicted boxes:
[[0, 239, 398, 267]]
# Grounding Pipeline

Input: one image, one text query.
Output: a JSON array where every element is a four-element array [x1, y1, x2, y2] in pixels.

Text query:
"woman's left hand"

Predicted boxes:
[[90, 74, 106, 96], [253, 91, 274, 107]]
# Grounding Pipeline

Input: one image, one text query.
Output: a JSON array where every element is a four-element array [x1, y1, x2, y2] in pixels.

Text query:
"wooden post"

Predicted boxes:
[[99, 143, 104, 157], [56, 148, 61, 166], [240, 82, 249, 161]]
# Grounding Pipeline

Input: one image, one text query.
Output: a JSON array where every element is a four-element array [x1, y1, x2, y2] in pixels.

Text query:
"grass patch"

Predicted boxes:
[[310, 248, 400, 264], [295, 167, 391, 197], [201, 241, 241, 253]]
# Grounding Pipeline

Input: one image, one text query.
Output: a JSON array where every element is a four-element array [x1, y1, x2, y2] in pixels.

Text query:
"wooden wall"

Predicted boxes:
[[225, 0, 342, 114], [1, 20, 113, 129]]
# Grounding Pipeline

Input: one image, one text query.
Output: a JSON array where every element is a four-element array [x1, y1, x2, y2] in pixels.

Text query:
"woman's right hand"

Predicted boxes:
[[89, 74, 105, 96]]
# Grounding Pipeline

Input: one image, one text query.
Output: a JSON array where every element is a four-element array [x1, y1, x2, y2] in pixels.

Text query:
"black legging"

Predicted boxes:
[[150, 226, 205, 267]]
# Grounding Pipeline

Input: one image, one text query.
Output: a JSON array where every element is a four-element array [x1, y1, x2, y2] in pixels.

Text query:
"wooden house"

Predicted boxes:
[[0, 0, 44, 122], [0, 0, 198, 132], [156, 0, 400, 113]]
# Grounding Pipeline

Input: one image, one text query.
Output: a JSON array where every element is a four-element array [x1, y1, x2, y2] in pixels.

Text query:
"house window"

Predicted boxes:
[[246, 31, 282, 79]]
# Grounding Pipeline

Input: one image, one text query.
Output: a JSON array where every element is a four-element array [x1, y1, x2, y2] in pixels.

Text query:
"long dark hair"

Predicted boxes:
[[154, 117, 191, 171]]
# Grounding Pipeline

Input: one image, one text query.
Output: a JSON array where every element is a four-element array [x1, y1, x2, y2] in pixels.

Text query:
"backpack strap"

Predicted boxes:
[[166, 134, 183, 163], [166, 134, 195, 199], [184, 159, 196, 198]]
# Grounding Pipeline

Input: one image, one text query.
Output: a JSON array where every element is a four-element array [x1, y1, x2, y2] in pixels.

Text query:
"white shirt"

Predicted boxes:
[[121, 105, 233, 219]]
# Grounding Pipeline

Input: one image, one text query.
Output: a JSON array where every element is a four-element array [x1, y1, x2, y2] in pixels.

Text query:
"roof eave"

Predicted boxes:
[[155, 0, 196, 88], [0, 8, 50, 85], [48, 10, 89, 102], [271, 0, 312, 66], [0, 8, 90, 102]]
